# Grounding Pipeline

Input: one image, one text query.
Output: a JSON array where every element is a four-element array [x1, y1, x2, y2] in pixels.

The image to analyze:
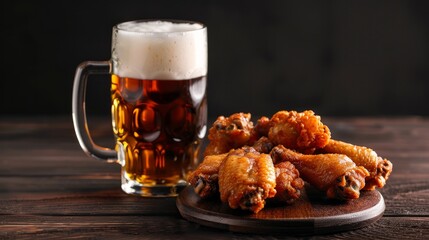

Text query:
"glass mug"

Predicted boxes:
[[72, 20, 207, 197]]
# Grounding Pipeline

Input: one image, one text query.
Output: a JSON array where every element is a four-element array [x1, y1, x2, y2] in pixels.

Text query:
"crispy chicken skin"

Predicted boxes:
[[189, 139, 304, 206], [322, 139, 393, 190], [256, 110, 331, 154], [204, 110, 330, 155], [254, 116, 271, 137], [187, 153, 228, 198], [251, 136, 275, 154], [204, 113, 258, 156], [273, 161, 305, 204], [218, 147, 277, 213], [271, 145, 369, 200]]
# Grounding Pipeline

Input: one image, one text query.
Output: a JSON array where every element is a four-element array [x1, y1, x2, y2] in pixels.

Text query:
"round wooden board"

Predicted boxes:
[[176, 185, 385, 235]]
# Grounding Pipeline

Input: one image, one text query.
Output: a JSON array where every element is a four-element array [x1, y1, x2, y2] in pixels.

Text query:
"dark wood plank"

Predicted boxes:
[[0, 189, 179, 216], [380, 178, 429, 216], [0, 215, 427, 240], [0, 116, 118, 177], [0, 177, 426, 217]]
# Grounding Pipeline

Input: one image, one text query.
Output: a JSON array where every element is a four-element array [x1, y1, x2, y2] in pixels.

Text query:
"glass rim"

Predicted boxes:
[[113, 19, 206, 34]]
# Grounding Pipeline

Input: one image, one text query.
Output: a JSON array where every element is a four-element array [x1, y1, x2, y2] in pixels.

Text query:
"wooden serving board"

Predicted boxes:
[[176, 185, 385, 235]]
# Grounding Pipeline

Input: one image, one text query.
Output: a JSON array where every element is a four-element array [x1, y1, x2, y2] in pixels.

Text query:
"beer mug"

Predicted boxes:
[[72, 20, 207, 197]]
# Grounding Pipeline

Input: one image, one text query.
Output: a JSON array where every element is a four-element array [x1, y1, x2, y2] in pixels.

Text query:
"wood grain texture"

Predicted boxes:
[[1, 116, 428, 239], [0, 216, 427, 240], [176, 186, 385, 234]]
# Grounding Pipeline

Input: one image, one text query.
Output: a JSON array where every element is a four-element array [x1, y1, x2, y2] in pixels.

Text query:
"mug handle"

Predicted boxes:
[[72, 61, 117, 162]]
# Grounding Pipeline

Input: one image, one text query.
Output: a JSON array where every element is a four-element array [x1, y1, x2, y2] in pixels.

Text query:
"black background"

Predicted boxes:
[[2, 0, 429, 119]]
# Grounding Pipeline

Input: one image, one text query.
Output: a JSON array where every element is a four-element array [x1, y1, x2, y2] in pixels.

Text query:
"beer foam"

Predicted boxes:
[[112, 20, 207, 80]]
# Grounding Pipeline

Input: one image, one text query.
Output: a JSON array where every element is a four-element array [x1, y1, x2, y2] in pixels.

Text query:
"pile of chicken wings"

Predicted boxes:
[[188, 110, 392, 213]]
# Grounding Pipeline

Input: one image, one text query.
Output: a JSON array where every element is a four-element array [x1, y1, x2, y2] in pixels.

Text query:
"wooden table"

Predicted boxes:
[[1, 116, 428, 239]]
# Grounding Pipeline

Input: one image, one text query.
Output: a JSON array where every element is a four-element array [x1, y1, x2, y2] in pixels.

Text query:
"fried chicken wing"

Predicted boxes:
[[271, 145, 369, 200], [204, 113, 258, 156], [251, 136, 274, 154], [273, 161, 305, 204], [187, 153, 227, 199], [322, 140, 393, 190], [254, 116, 271, 137], [256, 110, 331, 154], [218, 147, 277, 213], [189, 138, 303, 207]]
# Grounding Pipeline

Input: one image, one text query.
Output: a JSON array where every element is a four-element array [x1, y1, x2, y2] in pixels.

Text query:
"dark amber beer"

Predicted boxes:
[[111, 76, 207, 194], [73, 20, 207, 196], [111, 21, 207, 195]]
